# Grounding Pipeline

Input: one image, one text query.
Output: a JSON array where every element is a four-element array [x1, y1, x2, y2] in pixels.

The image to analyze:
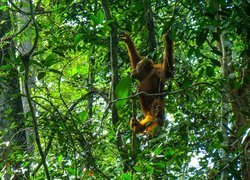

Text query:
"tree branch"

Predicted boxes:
[[110, 82, 213, 103], [20, 0, 50, 179], [0, 19, 32, 42]]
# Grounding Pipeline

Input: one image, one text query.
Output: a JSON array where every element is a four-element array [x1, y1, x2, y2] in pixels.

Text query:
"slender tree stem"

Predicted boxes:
[[23, 60, 50, 179]]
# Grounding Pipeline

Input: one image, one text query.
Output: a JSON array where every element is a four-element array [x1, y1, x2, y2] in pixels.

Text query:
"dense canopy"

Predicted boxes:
[[0, 0, 249, 179]]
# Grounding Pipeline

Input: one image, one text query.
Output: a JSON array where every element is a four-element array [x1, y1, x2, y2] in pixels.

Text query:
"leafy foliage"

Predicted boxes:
[[0, 0, 249, 179]]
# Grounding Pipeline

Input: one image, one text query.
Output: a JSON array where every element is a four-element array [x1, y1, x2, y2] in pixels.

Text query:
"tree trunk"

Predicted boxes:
[[0, 2, 27, 179], [143, 0, 157, 56], [230, 36, 250, 179], [217, 2, 250, 179], [18, 0, 35, 160], [229, 3, 250, 179], [219, 31, 231, 180], [17, 0, 50, 178], [101, 0, 132, 173]]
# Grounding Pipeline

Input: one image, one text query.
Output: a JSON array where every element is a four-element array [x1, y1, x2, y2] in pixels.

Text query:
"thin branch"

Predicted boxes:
[[0, 19, 32, 42], [66, 88, 109, 117], [209, 151, 244, 179], [111, 82, 212, 103], [1, 0, 43, 44], [8, 0, 51, 15], [55, 59, 109, 178], [8, 0, 29, 15], [33, 132, 55, 175], [23, 61, 50, 179], [20, 0, 50, 179]]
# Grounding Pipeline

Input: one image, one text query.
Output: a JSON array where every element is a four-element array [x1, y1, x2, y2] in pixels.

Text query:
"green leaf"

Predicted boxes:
[[79, 111, 87, 122], [187, 47, 195, 58], [45, 54, 59, 67], [121, 173, 132, 180], [0, 4, 7, 10], [210, 58, 221, 66], [90, 15, 100, 24], [165, 149, 175, 157], [0, 64, 12, 70], [49, 68, 62, 75], [97, 10, 105, 22], [181, 80, 192, 89], [5, 108, 13, 115], [211, 48, 222, 56], [154, 162, 165, 169], [197, 68, 204, 80], [30, 60, 43, 68], [216, 131, 224, 142], [65, 167, 76, 175], [58, 155, 63, 163], [145, 165, 154, 174], [100, 25, 111, 32], [115, 76, 132, 109], [133, 166, 142, 172], [196, 29, 209, 46], [37, 72, 46, 80], [206, 66, 215, 77], [91, 10, 104, 25], [74, 33, 82, 44]]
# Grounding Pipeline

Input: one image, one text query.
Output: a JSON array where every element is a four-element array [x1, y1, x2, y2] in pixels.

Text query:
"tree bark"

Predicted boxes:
[[17, 0, 50, 179], [0, 2, 27, 179], [143, 0, 157, 55], [230, 35, 250, 180], [101, 0, 132, 173], [219, 31, 231, 180], [229, 3, 250, 179], [216, 1, 250, 179]]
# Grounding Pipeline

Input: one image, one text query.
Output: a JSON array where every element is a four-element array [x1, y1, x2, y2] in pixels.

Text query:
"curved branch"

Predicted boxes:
[[23, 62, 50, 179], [20, 0, 50, 179], [209, 148, 250, 179], [8, 0, 30, 15], [66, 89, 109, 117], [0, 19, 32, 42], [8, 0, 48, 15]]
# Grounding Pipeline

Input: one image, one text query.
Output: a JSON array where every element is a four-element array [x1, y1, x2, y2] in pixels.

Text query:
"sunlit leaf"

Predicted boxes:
[[241, 128, 250, 144], [74, 33, 82, 44], [66, 167, 76, 175], [58, 155, 63, 163], [79, 111, 87, 121], [115, 76, 132, 109], [165, 149, 175, 157], [97, 10, 105, 22], [121, 173, 132, 180]]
